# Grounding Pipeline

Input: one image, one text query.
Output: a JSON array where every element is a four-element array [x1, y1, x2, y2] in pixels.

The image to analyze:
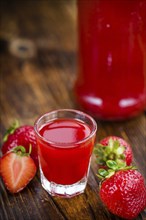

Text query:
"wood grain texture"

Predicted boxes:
[[0, 1, 146, 220]]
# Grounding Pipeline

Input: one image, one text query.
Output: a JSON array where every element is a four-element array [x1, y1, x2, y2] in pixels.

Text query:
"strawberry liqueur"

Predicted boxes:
[[34, 109, 97, 197], [38, 118, 92, 185], [75, 0, 146, 120]]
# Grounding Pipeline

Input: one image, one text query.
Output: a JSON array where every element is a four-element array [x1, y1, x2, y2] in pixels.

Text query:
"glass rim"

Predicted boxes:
[[34, 109, 97, 147]]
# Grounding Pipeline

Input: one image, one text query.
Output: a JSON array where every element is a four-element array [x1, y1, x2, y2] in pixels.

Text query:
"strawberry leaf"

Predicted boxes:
[[114, 146, 125, 155], [13, 146, 26, 154], [98, 169, 109, 177], [116, 160, 126, 169], [106, 169, 115, 178], [96, 158, 104, 165], [3, 120, 19, 142], [96, 174, 104, 179], [106, 160, 118, 170], [12, 145, 32, 157], [94, 139, 127, 166]]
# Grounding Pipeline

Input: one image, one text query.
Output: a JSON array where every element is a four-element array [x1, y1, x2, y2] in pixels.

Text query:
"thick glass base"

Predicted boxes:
[[40, 167, 87, 198]]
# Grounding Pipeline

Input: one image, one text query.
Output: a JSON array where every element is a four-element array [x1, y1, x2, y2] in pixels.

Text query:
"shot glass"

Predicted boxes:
[[34, 109, 97, 198]]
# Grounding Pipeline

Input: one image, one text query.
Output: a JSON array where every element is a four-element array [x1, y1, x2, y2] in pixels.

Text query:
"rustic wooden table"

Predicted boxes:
[[0, 1, 146, 220]]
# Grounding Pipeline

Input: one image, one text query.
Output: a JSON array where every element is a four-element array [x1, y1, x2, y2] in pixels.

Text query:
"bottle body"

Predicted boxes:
[[74, 0, 146, 120]]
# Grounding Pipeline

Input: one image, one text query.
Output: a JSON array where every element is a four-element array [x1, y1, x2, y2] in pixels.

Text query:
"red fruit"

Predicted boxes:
[[94, 136, 133, 167], [2, 124, 38, 167], [99, 169, 146, 219], [0, 146, 37, 193]]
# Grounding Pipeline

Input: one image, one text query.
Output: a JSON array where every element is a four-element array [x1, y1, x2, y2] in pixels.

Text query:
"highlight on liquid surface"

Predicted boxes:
[[39, 118, 91, 146]]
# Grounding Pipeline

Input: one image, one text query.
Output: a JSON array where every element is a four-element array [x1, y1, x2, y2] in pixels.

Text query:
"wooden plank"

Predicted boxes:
[[0, 0, 146, 219]]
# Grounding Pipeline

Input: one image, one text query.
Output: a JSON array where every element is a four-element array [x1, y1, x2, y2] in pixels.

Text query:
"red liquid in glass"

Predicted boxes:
[[38, 119, 94, 185], [75, 0, 146, 120]]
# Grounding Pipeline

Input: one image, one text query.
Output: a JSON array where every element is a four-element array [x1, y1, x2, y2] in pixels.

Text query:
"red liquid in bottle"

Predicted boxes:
[[75, 0, 146, 120], [38, 118, 94, 185]]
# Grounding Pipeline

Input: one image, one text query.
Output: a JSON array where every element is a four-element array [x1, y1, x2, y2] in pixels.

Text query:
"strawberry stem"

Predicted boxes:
[[28, 144, 32, 155]]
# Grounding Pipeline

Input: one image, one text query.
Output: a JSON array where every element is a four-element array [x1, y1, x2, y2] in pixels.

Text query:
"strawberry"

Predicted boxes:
[[94, 136, 133, 167], [2, 121, 38, 167], [0, 146, 37, 193], [98, 160, 146, 219]]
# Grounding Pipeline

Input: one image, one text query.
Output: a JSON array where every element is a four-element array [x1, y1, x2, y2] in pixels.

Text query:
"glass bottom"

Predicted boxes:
[[39, 167, 87, 198]]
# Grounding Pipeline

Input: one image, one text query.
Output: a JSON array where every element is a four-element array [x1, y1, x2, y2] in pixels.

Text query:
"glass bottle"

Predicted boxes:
[[74, 0, 146, 120]]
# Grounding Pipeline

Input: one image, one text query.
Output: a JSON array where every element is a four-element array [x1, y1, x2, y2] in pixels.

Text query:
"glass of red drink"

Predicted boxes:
[[34, 109, 97, 197]]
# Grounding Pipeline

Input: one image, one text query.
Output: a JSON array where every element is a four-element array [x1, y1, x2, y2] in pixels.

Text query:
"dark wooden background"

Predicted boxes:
[[0, 1, 146, 220]]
